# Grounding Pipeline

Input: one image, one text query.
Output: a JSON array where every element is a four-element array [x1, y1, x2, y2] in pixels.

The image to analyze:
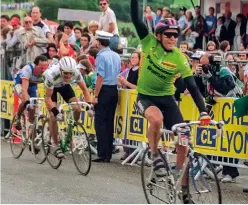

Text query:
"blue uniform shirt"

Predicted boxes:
[[95, 47, 121, 85]]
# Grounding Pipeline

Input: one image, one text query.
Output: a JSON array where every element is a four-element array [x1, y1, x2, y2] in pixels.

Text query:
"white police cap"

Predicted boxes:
[[95, 30, 114, 40]]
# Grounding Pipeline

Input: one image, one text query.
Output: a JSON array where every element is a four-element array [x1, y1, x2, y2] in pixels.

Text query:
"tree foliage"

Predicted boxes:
[[35, 0, 98, 21]]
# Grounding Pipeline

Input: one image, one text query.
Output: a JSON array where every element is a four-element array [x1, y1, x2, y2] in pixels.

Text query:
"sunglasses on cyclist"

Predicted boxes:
[[61, 70, 74, 76], [100, 2, 107, 6], [163, 32, 179, 38]]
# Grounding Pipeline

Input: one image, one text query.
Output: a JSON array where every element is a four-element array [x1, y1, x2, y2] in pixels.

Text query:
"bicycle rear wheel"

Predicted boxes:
[[71, 122, 91, 176], [141, 147, 176, 204], [41, 119, 62, 169], [9, 114, 27, 159], [32, 116, 47, 164], [188, 152, 222, 204]]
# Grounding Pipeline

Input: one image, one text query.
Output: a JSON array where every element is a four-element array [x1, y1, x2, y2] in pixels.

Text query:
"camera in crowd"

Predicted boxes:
[[202, 55, 222, 75]]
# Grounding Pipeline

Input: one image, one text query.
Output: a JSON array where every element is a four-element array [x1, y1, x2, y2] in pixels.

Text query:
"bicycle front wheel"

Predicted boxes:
[[9, 114, 27, 159], [141, 147, 176, 204], [188, 152, 222, 204], [71, 122, 91, 176], [32, 116, 47, 164], [41, 119, 62, 169]]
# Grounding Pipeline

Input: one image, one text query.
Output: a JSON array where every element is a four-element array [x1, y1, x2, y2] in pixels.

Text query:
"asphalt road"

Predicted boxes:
[[1, 139, 248, 204]]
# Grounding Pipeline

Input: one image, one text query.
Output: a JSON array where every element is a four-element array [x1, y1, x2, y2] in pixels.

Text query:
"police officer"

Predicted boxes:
[[92, 31, 121, 162]]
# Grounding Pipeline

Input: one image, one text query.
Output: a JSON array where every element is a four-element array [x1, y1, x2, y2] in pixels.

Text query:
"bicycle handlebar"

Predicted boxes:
[[171, 120, 224, 133], [161, 120, 225, 147], [30, 97, 44, 105], [58, 101, 93, 112]]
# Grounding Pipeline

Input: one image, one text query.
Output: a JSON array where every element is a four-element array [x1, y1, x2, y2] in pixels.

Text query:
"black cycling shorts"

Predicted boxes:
[[136, 93, 184, 130], [51, 84, 76, 103]]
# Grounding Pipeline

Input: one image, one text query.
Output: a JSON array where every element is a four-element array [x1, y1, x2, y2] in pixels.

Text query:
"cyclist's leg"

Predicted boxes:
[[137, 94, 166, 177], [14, 84, 25, 129], [48, 88, 59, 145], [137, 94, 163, 154], [27, 86, 37, 124], [145, 106, 163, 154], [162, 96, 191, 202]]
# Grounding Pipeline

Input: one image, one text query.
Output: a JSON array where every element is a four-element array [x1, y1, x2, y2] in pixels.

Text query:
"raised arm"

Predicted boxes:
[[131, 0, 149, 40]]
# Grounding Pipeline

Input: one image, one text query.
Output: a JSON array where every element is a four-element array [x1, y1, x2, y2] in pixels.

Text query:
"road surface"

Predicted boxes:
[[1, 139, 248, 204]]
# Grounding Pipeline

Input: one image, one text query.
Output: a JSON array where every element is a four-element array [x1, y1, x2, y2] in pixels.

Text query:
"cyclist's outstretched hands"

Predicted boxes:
[[199, 112, 211, 126]]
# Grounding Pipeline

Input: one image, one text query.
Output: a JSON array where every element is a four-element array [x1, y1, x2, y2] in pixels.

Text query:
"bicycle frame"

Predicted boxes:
[[13, 98, 45, 150], [57, 102, 92, 153], [162, 120, 224, 195]]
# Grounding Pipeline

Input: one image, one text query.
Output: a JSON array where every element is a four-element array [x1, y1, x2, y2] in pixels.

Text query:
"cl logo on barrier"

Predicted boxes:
[[1, 100, 7, 113], [130, 117, 143, 134], [196, 127, 216, 148]]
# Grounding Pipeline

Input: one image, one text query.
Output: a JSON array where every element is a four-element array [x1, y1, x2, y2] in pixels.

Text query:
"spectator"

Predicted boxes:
[[205, 7, 217, 42], [177, 7, 188, 47], [219, 40, 230, 63], [92, 30, 121, 163], [88, 47, 99, 59], [74, 27, 83, 48], [215, 16, 228, 45], [77, 59, 97, 90], [88, 20, 99, 47], [63, 21, 76, 44], [240, 42, 247, 51], [99, 0, 119, 51], [118, 52, 139, 89], [179, 41, 189, 53], [31, 6, 54, 43], [161, 7, 171, 20], [57, 32, 74, 58], [183, 11, 194, 49], [1, 15, 10, 30], [6, 16, 22, 50], [191, 6, 206, 49], [143, 5, 156, 33], [57, 24, 64, 33], [118, 52, 140, 161], [233, 14, 246, 51], [76, 54, 88, 63], [80, 33, 91, 55], [224, 11, 236, 48], [155, 8, 162, 25], [172, 13, 179, 21], [42, 43, 58, 63], [18, 16, 48, 63], [206, 41, 216, 52]]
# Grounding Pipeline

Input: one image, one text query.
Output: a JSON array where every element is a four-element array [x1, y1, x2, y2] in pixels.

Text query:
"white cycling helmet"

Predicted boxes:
[[59, 56, 77, 73]]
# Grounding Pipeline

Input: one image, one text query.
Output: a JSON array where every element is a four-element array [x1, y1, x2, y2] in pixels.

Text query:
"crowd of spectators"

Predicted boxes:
[[1, 0, 248, 185]]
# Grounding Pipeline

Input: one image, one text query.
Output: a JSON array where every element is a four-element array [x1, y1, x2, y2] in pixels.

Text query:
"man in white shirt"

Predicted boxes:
[[31, 6, 54, 43], [99, 0, 119, 51]]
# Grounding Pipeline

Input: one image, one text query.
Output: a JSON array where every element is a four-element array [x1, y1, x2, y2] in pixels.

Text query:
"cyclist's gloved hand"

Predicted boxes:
[[86, 103, 94, 118], [51, 107, 63, 121], [199, 112, 211, 125], [56, 113, 64, 121]]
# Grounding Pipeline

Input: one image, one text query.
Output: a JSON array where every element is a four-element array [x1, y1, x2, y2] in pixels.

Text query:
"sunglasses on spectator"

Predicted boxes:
[[24, 21, 32, 24], [163, 32, 179, 38], [100, 2, 107, 6]]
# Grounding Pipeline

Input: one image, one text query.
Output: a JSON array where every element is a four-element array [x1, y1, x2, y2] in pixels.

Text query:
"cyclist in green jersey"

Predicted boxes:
[[131, 0, 211, 203]]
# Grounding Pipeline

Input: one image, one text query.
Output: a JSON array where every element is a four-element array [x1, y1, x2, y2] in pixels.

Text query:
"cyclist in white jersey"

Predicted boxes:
[[43, 56, 91, 158]]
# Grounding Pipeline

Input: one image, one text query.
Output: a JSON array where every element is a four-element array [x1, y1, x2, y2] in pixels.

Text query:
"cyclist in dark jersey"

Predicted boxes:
[[131, 0, 211, 203]]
